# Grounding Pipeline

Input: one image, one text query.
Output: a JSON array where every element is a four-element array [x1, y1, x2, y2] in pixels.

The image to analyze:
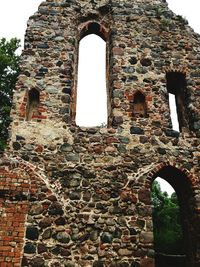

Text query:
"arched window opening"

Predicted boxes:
[[166, 72, 188, 132], [26, 88, 40, 121], [152, 178, 185, 267], [76, 32, 107, 127], [132, 91, 147, 117], [151, 166, 196, 267]]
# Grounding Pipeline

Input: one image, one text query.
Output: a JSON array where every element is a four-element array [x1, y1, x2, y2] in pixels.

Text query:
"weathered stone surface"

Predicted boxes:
[[140, 258, 155, 267], [56, 232, 70, 243], [39, 218, 53, 228], [30, 256, 45, 267], [140, 58, 152, 67], [24, 243, 36, 254], [93, 261, 104, 267], [30, 204, 44, 215], [54, 217, 66, 225], [118, 248, 133, 256], [130, 127, 144, 135], [113, 116, 123, 126], [0, 0, 199, 266], [48, 202, 64, 216], [64, 262, 75, 267], [42, 228, 52, 239], [164, 129, 180, 137], [26, 227, 39, 240], [37, 243, 47, 254], [12, 142, 21, 150], [60, 143, 73, 152], [140, 232, 154, 244], [101, 232, 113, 243], [157, 147, 166, 155], [113, 47, 124, 56]]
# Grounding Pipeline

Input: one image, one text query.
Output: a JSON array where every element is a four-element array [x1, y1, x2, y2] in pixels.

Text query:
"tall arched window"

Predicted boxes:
[[76, 23, 107, 127], [26, 88, 40, 121]]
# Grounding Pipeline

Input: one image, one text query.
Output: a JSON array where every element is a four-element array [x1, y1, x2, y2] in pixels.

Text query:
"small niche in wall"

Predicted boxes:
[[26, 88, 40, 121], [132, 91, 147, 117]]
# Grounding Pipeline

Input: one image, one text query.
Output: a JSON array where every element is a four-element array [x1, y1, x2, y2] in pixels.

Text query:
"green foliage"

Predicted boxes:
[[151, 181, 185, 255], [0, 38, 20, 151]]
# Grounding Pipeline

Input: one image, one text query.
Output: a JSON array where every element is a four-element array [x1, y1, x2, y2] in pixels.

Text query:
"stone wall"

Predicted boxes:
[[0, 0, 200, 266]]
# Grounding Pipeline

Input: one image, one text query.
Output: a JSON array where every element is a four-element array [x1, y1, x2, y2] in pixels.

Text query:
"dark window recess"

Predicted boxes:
[[166, 72, 188, 131], [132, 91, 147, 117], [26, 89, 40, 121]]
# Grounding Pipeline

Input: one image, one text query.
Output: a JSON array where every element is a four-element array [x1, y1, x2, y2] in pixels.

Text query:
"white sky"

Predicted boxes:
[[0, 0, 199, 195]]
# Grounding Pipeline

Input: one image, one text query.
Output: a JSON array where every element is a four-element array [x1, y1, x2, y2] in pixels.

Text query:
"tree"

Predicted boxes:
[[151, 180, 185, 255], [0, 38, 20, 151]]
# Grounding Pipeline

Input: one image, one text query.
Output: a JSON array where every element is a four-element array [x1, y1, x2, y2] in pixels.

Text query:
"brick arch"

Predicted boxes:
[[146, 162, 198, 189], [78, 21, 110, 41], [0, 155, 61, 202], [0, 158, 32, 266], [164, 66, 189, 76], [0, 156, 59, 266], [132, 89, 147, 101], [146, 162, 199, 267]]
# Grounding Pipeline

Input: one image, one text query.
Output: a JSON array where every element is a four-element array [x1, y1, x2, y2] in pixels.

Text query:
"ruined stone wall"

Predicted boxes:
[[0, 0, 200, 266]]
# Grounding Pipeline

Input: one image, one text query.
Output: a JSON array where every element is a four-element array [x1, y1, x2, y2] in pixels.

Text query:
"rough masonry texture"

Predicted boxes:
[[0, 0, 200, 266]]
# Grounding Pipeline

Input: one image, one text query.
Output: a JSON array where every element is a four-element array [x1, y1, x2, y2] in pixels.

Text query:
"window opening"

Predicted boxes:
[[76, 33, 107, 127], [133, 91, 147, 117], [26, 88, 40, 121], [151, 166, 196, 267], [152, 177, 186, 267], [166, 72, 187, 132], [168, 93, 179, 131]]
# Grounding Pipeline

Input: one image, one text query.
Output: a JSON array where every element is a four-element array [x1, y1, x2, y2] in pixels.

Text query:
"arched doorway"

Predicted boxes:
[[150, 166, 198, 267], [151, 178, 186, 267]]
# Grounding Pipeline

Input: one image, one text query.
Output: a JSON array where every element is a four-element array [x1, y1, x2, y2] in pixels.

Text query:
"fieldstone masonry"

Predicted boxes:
[[0, 0, 200, 266]]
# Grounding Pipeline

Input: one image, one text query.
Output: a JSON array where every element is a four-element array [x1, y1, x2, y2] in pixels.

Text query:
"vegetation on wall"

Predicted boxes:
[[0, 38, 20, 151], [151, 180, 185, 255]]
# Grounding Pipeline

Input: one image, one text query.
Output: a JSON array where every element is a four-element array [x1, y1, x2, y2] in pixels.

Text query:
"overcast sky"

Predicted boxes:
[[0, 0, 199, 45], [0, 0, 199, 195]]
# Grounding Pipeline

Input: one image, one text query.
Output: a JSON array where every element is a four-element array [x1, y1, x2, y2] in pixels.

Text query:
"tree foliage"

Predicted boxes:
[[0, 38, 20, 151], [151, 180, 185, 255]]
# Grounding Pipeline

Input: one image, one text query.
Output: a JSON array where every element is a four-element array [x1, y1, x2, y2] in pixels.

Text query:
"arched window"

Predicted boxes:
[[132, 91, 147, 117], [26, 88, 40, 121], [166, 72, 188, 132], [76, 23, 108, 127], [151, 166, 197, 267], [152, 178, 185, 266]]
